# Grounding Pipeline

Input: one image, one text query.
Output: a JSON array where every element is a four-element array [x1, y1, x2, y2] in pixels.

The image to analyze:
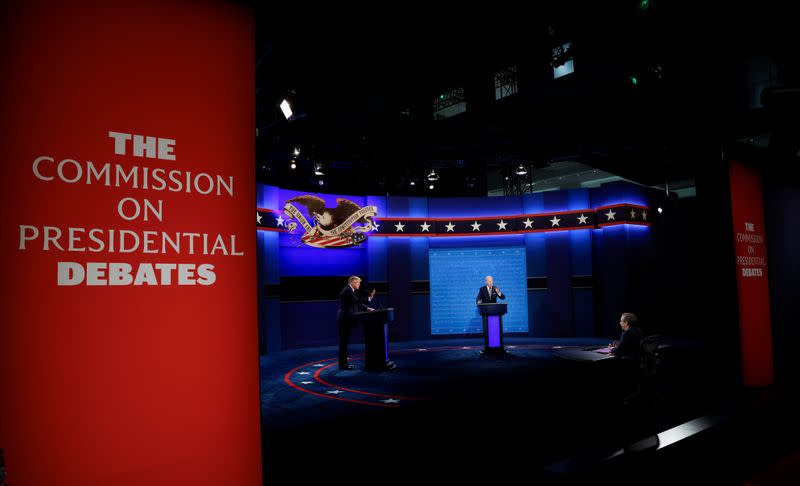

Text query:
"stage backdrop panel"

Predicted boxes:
[[429, 247, 529, 335]]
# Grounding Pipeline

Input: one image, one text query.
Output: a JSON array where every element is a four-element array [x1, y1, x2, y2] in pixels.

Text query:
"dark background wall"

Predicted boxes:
[[764, 154, 800, 394]]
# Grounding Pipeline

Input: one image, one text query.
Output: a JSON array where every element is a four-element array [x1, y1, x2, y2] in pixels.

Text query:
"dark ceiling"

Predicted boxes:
[[252, 1, 798, 196]]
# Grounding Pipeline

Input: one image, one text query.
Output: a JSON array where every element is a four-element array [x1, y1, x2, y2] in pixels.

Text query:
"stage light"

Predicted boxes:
[[427, 169, 439, 181], [279, 99, 293, 120], [515, 164, 527, 176], [410, 180, 416, 186], [629, 75, 639, 85], [657, 207, 663, 213], [314, 164, 324, 176], [653, 64, 664, 80], [639, 0, 651, 10], [428, 183, 434, 190], [505, 176, 509, 181], [293, 147, 301, 156], [290, 160, 296, 170], [318, 179, 324, 186]]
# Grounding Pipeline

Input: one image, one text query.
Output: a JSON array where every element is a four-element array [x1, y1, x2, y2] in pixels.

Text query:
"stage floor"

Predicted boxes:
[[262, 338, 607, 420], [259, 337, 724, 483]]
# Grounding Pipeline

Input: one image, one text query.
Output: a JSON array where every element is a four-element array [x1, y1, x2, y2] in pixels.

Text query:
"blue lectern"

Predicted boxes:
[[478, 303, 508, 355]]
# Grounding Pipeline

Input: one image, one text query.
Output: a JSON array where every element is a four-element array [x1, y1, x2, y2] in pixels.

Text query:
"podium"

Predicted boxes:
[[353, 308, 395, 370], [478, 303, 508, 355]]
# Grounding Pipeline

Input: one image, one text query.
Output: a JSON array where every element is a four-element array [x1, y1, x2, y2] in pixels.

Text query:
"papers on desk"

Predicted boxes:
[[594, 347, 613, 354]]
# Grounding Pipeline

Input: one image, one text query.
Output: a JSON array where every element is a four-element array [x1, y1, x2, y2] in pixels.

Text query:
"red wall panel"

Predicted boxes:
[[0, 1, 262, 484], [729, 160, 774, 387]]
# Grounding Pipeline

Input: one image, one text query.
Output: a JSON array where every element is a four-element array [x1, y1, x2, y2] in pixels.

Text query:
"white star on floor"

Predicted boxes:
[[394, 222, 405, 232], [275, 214, 285, 226], [300, 381, 313, 385], [577, 214, 588, 225], [605, 209, 616, 221], [641, 210, 648, 220], [326, 390, 344, 395], [497, 220, 508, 230], [471, 221, 481, 231], [523, 218, 534, 228], [382, 399, 400, 404], [312, 364, 326, 367], [550, 216, 561, 227], [462, 346, 471, 349], [445, 222, 456, 232], [256, 212, 263, 224], [417, 348, 428, 351], [420, 221, 431, 232], [630, 209, 637, 219], [297, 371, 310, 375], [507, 345, 517, 349]]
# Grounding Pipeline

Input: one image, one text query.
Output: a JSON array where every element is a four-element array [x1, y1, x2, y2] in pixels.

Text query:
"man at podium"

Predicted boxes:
[[337, 276, 373, 370], [476, 275, 506, 305], [476, 276, 508, 355]]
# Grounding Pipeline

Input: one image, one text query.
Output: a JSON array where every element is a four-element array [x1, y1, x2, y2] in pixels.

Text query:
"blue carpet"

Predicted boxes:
[[259, 337, 726, 483], [261, 338, 605, 424]]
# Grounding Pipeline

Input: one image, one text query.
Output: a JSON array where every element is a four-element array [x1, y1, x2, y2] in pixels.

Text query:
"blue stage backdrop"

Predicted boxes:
[[429, 247, 529, 335], [257, 181, 662, 351]]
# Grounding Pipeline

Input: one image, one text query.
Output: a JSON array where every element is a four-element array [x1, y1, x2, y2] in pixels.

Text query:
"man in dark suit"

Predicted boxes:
[[610, 312, 643, 360], [610, 312, 645, 406], [476, 275, 506, 305], [337, 276, 373, 370]]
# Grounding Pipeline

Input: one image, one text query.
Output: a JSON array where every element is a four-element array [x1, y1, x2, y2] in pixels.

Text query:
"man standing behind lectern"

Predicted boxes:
[[337, 276, 373, 370], [476, 275, 505, 305]]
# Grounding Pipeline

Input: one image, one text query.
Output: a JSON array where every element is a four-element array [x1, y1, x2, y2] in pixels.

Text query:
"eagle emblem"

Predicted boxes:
[[282, 195, 378, 248]]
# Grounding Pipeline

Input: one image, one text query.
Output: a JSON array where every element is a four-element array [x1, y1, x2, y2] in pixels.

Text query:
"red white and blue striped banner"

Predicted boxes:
[[258, 203, 650, 237]]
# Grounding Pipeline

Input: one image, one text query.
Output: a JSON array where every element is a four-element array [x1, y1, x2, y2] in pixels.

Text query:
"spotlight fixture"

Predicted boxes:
[[428, 183, 434, 190], [409, 180, 416, 186], [427, 169, 439, 181], [515, 164, 528, 176], [657, 207, 663, 214], [318, 179, 325, 186], [290, 160, 297, 170], [314, 164, 324, 176], [279, 99, 293, 120], [652, 64, 664, 80], [293, 147, 301, 156]]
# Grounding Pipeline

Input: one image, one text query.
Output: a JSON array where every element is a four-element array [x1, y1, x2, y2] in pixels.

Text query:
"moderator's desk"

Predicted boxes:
[[553, 348, 617, 362], [555, 343, 671, 363]]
